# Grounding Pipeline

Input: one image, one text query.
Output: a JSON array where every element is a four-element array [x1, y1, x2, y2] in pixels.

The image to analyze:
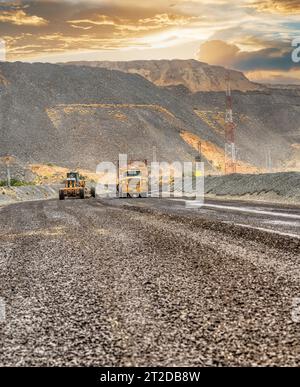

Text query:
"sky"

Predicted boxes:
[[0, 0, 300, 84]]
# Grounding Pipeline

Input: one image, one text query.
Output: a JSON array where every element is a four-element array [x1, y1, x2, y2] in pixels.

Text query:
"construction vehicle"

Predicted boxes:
[[118, 160, 148, 198], [59, 172, 96, 200]]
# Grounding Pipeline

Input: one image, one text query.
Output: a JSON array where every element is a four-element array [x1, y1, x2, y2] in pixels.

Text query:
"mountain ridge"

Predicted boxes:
[[65, 59, 263, 93]]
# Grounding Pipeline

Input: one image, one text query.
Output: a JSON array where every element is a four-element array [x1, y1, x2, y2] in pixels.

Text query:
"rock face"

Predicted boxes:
[[66, 59, 261, 93]]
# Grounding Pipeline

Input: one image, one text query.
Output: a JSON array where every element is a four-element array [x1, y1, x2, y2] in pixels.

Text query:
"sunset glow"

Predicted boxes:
[[0, 0, 299, 83]]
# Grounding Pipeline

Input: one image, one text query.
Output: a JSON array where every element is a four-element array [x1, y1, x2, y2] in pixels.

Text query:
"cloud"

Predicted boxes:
[[0, 0, 205, 60], [0, 10, 48, 26], [197, 40, 240, 67], [68, 13, 200, 31], [69, 25, 93, 30], [250, 0, 300, 14], [140, 13, 200, 26], [197, 39, 300, 84], [198, 39, 296, 72], [68, 15, 117, 27]]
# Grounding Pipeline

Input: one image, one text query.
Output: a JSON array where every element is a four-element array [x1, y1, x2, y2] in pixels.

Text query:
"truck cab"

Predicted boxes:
[[118, 162, 148, 198]]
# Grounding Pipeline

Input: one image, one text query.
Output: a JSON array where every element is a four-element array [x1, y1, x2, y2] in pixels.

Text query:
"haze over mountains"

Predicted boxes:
[[0, 59, 299, 179]]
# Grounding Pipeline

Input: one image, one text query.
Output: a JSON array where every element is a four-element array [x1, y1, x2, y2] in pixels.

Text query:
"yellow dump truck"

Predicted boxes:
[[118, 160, 148, 198]]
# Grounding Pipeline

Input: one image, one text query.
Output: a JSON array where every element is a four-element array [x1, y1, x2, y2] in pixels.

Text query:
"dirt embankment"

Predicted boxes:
[[205, 172, 300, 204], [0, 185, 60, 206]]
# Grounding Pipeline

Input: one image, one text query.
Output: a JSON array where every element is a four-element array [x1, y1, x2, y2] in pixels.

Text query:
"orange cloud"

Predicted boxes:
[[198, 40, 240, 67], [0, 10, 48, 26], [68, 13, 198, 32], [68, 15, 117, 27], [140, 13, 199, 26], [251, 0, 300, 14]]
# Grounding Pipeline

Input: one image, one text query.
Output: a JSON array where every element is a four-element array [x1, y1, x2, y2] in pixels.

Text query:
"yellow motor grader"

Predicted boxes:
[[59, 172, 95, 200]]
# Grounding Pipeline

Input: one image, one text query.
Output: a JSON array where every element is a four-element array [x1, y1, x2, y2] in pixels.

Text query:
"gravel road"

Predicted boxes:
[[0, 198, 299, 366]]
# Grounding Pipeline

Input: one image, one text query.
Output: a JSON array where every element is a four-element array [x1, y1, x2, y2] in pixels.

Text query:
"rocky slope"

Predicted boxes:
[[64, 60, 300, 171], [205, 172, 300, 204], [0, 61, 299, 179], [0, 185, 59, 206], [173, 86, 300, 171], [0, 62, 214, 173], [67, 59, 261, 93]]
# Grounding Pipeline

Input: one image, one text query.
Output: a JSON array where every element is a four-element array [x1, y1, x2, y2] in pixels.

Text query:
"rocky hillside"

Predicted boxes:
[[0, 62, 217, 173], [171, 86, 300, 171], [66, 59, 261, 93], [205, 172, 300, 204], [0, 61, 299, 180]]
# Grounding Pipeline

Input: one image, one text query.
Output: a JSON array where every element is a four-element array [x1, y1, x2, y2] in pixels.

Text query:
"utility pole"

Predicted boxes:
[[6, 163, 11, 187], [266, 148, 273, 173], [152, 145, 157, 163], [198, 141, 202, 162], [0, 39, 6, 61], [0, 155, 16, 187], [194, 141, 202, 163], [224, 72, 237, 175]]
